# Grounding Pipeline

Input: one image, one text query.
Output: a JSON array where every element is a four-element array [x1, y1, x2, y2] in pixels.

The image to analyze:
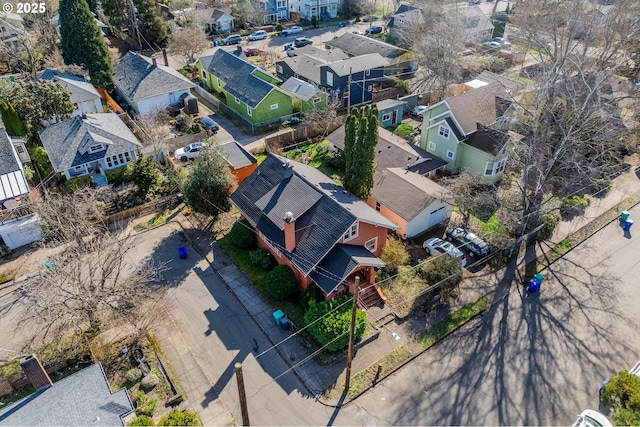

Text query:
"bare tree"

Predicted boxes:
[[136, 112, 173, 159], [166, 23, 210, 64], [302, 96, 344, 139], [25, 0, 59, 55], [256, 48, 279, 69], [440, 171, 498, 230]]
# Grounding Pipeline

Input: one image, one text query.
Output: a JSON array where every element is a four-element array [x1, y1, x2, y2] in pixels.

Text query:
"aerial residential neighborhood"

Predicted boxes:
[[0, 0, 639, 425]]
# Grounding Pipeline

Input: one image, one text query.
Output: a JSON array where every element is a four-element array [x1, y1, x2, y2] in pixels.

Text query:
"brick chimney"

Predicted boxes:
[[20, 355, 53, 391], [162, 48, 169, 66], [283, 211, 296, 251], [152, 56, 157, 66]]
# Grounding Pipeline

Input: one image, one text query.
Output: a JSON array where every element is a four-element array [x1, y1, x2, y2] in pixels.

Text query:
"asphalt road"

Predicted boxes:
[[331, 205, 640, 425]]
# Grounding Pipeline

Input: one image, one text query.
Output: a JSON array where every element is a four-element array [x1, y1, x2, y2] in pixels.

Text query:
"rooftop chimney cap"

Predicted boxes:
[[284, 211, 294, 221]]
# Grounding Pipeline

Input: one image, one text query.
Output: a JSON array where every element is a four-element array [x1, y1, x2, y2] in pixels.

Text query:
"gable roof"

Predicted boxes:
[[280, 77, 322, 101], [388, 3, 422, 28], [277, 47, 349, 84], [39, 113, 142, 172], [218, 140, 256, 169], [372, 167, 448, 221], [464, 124, 512, 155], [0, 119, 28, 201], [37, 68, 100, 104], [113, 52, 194, 103], [323, 53, 389, 76], [211, 7, 233, 20], [230, 154, 397, 292], [472, 71, 523, 93], [455, 6, 494, 35], [326, 125, 448, 174], [324, 33, 410, 61], [443, 82, 510, 135], [376, 99, 407, 111], [198, 49, 283, 108], [0, 363, 134, 426]]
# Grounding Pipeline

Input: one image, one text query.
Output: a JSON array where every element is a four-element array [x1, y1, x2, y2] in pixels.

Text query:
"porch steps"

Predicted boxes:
[[359, 288, 384, 309], [92, 174, 108, 187]]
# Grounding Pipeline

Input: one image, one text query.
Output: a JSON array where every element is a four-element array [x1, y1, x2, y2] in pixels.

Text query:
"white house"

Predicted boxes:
[[113, 51, 195, 115], [38, 69, 103, 117]]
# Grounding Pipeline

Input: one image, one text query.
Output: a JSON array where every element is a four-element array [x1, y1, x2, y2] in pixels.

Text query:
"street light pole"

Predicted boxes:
[[344, 275, 360, 392]]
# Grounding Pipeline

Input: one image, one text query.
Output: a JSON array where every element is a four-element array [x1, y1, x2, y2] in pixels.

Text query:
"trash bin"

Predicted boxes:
[[178, 246, 188, 259], [528, 278, 541, 293], [624, 219, 634, 231], [273, 309, 285, 325], [44, 260, 55, 271], [278, 30, 283, 36], [620, 211, 631, 222], [534, 273, 544, 283], [280, 316, 291, 330], [284, 30, 289, 36]]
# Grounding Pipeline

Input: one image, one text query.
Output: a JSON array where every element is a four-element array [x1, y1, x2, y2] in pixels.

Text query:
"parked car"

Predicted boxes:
[[244, 47, 264, 56], [572, 410, 612, 427], [423, 238, 467, 267], [492, 37, 512, 48], [174, 142, 209, 161], [248, 30, 267, 41], [362, 15, 378, 22], [482, 41, 502, 49], [294, 37, 313, 48], [195, 117, 219, 132], [445, 227, 489, 258], [221, 34, 242, 45], [469, 0, 481, 4], [411, 105, 428, 117], [365, 25, 383, 35], [287, 25, 303, 34]]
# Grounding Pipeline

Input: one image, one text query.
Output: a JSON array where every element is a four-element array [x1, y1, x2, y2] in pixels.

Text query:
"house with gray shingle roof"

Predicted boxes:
[[231, 154, 399, 302], [453, 5, 494, 43], [0, 362, 134, 426], [280, 77, 327, 111], [38, 68, 102, 116], [217, 140, 257, 184], [274, 45, 349, 85], [195, 49, 293, 133], [113, 51, 194, 115], [39, 113, 142, 186]]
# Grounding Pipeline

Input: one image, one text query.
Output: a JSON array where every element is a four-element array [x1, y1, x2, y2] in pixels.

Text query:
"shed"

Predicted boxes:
[[376, 99, 408, 128]]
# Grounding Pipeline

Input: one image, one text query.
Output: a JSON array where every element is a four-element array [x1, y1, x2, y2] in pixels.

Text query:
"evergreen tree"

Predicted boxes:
[[101, 0, 127, 33], [0, 100, 26, 136], [342, 112, 358, 193], [59, 0, 114, 88], [343, 106, 378, 200], [135, 0, 167, 46]]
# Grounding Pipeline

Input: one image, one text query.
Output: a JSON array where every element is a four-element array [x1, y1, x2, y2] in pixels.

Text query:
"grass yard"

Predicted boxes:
[[283, 141, 344, 185]]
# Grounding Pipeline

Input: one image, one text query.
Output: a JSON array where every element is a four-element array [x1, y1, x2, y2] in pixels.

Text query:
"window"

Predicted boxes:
[[89, 144, 104, 153], [366, 69, 371, 76], [375, 201, 381, 211], [382, 113, 391, 122], [484, 162, 494, 176], [343, 223, 358, 242], [15, 145, 24, 154], [438, 126, 450, 139], [247, 106, 252, 116], [202, 70, 206, 79], [217, 78, 221, 87], [118, 153, 125, 163], [277, 0, 285, 7], [343, 91, 349, 98], [428, 141, 436, 151], [367, 85, 372, 91], [312, 97, 321, 104], [125, 152, 132, 162], [326, 71, 333, 86], [495, 159, 506, 174], [235, 96, 241, 104], [446, 150, 455, 160], [270, 103, 279, 110], [276, 64, 283, 74], [364, 237, 378, 252]]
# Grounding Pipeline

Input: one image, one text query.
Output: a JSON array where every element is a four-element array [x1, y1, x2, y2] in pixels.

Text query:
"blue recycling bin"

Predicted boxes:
[[273, 309, 285, 325], [624, 219, 634, 231], [280, 316, 291, 330], [528, 278, 541, 293], [178, 246, 188, 259]]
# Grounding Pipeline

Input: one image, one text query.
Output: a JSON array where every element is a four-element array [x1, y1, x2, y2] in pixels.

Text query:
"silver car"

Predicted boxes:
[[423, 238, 467, 267]]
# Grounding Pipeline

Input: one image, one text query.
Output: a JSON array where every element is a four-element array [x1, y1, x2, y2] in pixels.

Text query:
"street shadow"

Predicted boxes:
[[143, 229, 202, 288]]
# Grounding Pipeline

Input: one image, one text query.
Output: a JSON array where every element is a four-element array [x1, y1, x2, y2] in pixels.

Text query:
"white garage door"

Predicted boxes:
[[427, 205, 448, 229]]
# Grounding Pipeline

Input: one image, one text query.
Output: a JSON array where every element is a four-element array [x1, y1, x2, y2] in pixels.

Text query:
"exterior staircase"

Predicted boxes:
[[91, 173, 108, 187]]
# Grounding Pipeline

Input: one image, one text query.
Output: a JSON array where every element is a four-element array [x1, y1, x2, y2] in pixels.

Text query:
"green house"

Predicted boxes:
[[280, 77, 327, 113], [195, 50, 293, 132], [418, 82, 516, 184]]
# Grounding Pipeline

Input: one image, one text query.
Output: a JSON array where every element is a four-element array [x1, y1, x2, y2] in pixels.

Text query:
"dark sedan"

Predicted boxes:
[[195, 117, 219, 132], [294, 37, 313, 48]]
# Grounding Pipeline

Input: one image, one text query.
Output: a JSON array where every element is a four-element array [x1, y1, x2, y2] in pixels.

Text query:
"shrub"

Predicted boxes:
[[591, 178, 613, 197], [230, 221, 255, 249], [265, 265, 296, 299], [601, 370, 640, 425], [380, 237, 409, 272], [125, 368, 143, 383], [133, 390, 157, 417], [535, 213, 559, 241], [299, 286, 322, 309], [129, 415, 155, 426], [106, 165, 133, 187], [249, 248, 273, 270], [314, 140, 332, 156], [304, 295, 366, 352], [418, 255, 462, 302], [560, 195, 592, 217], [275, 22, 283, 32], [325, 150, 345, 170], [157, 409, 201, 426], [131, 152, 159, 193], [65, 175, 92, 191], [392, 123, 414, 137]]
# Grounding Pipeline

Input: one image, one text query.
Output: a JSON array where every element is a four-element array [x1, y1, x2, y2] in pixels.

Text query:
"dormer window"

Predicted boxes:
[[438, 126, 450, 139], [89, 144, 105, 153]]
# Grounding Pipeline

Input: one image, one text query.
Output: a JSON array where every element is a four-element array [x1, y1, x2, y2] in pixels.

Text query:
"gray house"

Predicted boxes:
[[39, 113, 142, 186], [38, 68, 103, 117]]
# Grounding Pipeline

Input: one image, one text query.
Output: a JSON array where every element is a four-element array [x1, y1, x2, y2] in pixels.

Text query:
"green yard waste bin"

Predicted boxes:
[[620, 211, 631, 222], [534, 273, 544, 283]]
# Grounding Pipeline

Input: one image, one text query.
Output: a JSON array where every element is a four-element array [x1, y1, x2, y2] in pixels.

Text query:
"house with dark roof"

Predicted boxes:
[[324, 33, 418, 77], [39, 113, 142, 186], [275, 45, 350, 84], [0, 118, 41, 250], [453, 5, 494, 43], [195, 49, 294, 133], [327, 125, 451, 237], [113, 51, 195, 115], [418, 83, 516, 183], [280, 77, 327, 112], [218, 140, 257, 184], [0, 360, 134, 426], [230, 154, 399, 303], [38, 69, 102, 116]]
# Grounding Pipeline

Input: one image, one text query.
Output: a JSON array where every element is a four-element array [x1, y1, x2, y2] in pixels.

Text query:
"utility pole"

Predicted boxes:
[[347, 67, 352, 114], [127, 0, 142, 51], [235, 363, 250, 426], [344, 275, 360, 392]]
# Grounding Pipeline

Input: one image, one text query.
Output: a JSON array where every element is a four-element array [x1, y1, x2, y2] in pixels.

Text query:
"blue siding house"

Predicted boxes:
[[377, 99, 407, 128], [319, 53, 388, 108], [261, 0, 289, 23]]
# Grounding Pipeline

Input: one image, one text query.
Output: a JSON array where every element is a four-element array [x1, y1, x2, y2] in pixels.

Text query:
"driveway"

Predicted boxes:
[[331, 205, 640, 425]]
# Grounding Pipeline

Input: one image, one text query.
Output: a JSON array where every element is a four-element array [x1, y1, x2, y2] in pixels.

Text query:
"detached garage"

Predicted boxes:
[[0, 214, 42, 249]]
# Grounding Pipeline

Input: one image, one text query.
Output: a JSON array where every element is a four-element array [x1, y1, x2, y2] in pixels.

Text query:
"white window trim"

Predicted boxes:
[[364, 237, 378, 252], [446, 150, 455, 160], [276, 64, 283, 74], [438, 125, 450, 139], [343, 223, 358, 242], [484, 161, 495, 176], [312, 97, 321, 104], [270, 103, 279, 110], [235, 96, 241, 104], [367, 85, 372, 91], [382, 113, 391, 121], [247, 106, 252, 116], [326, 71, 333, 86], [428, 141, 436, 151], [495, 158, 506, 174]]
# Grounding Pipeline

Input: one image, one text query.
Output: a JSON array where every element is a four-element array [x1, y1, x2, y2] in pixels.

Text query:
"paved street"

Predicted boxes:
[[331, 204, 640, 425]]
